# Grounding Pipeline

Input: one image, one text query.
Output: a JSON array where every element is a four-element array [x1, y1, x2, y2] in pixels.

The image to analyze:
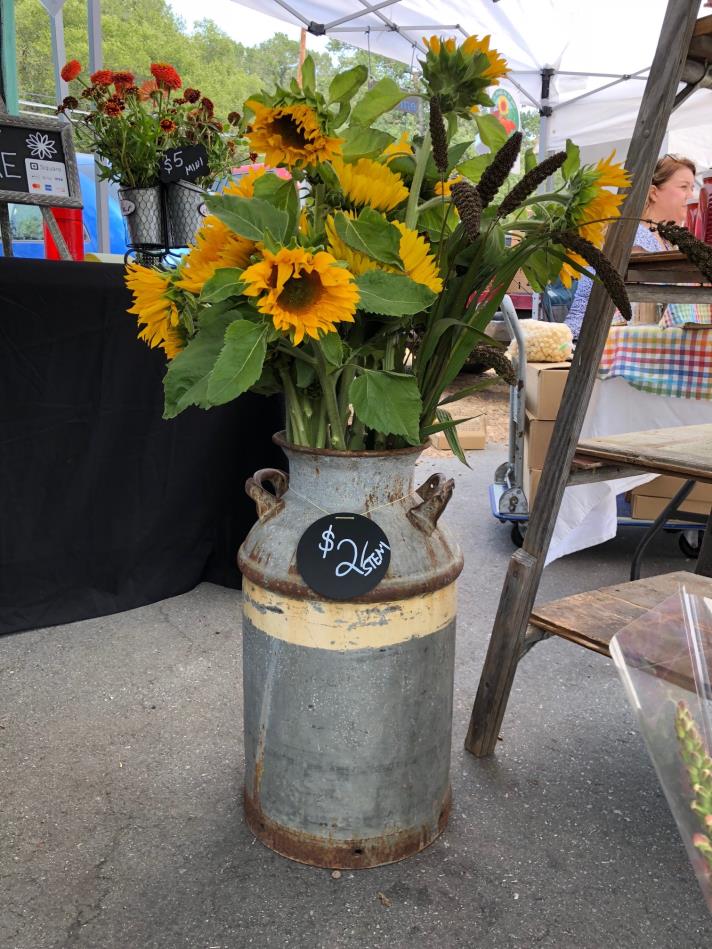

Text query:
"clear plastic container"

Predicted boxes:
[[611, 585, 712, 913]]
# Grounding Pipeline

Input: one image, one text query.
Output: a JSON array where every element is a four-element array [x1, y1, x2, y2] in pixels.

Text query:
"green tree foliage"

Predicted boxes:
[[16, 1, 531, 157]]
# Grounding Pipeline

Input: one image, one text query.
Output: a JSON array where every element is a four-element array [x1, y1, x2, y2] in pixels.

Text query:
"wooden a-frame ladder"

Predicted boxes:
[[465, 0, 703, 758]]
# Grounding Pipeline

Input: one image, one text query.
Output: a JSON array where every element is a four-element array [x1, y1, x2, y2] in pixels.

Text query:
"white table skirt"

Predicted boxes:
[[546, 377, 711, 564]]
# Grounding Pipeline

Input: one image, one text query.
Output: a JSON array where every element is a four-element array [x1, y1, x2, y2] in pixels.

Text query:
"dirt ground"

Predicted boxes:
[[423, 370, 510, 458]]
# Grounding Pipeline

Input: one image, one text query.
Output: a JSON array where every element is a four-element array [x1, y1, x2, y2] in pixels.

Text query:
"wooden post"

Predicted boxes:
[[297, 28, 307, 88], [465, 0, 701, 758]]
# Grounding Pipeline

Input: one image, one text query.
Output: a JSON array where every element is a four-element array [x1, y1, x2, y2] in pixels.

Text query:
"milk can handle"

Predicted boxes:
[[407, 472, 454, 535], [245, 468, 289, 522]]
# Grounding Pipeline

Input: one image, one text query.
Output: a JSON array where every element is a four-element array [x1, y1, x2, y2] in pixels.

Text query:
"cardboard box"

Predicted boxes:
[[524, 412, 555, 469], [431, 414, 486, 451], [508, 268, 534, 296], [524, 362, 570, 420], [631, 494, 712, 521], [524, 466, 543, 508], [631, 476, 712, 504]]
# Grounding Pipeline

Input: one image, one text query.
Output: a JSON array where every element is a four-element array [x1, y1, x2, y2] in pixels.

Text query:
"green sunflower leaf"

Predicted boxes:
[[206, 320, 268, 406], [163, 308, 239, 419], [334, 208, 403, 267], [474, 113, 509, 153], [206, 194, 289, 243], [457, 153, 493, 184], [329, 65, 369, 104], [349, 369, 422, 445], [253, 174, 300, 233], [319, 332, 344, 367], [199, 267, 244, 304], [350, 77, 407, 127], [341, 126, 394, 161], [562, 138, 581, 180], [355, 271, 436, 316], [301, 54, 316, 95]]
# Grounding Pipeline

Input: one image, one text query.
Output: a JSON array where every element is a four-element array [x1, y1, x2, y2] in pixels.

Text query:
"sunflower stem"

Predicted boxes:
[[279, 367, 309, 446], [314, 344, 346, 449], [417, 195, 451, 215], [405, 129, 431, 230]]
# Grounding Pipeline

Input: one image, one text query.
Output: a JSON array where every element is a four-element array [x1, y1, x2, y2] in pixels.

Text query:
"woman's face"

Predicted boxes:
[[648, 166, 696, 224]]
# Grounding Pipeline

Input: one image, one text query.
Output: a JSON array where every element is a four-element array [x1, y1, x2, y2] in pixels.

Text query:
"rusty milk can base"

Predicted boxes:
[[244, 786, 452, 869]]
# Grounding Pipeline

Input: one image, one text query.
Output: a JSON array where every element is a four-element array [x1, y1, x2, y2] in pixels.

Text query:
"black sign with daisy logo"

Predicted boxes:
[[0, 113, 81, 209]]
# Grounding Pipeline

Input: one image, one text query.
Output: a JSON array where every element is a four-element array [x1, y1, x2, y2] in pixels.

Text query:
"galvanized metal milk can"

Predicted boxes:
[[238, 434, 463, 868]]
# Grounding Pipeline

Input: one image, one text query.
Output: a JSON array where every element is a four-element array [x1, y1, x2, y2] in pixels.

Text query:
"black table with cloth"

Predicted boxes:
[[0, 258, 283, 636]]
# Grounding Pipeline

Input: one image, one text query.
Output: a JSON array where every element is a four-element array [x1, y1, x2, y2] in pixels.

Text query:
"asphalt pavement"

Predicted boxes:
[[2, 446, 710, 948]]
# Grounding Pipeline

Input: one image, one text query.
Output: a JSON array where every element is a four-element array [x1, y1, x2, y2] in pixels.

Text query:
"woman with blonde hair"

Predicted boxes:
[[565, 153, 697, 337]]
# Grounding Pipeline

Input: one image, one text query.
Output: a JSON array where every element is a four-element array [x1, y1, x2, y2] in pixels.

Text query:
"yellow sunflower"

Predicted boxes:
[[326, 212, 443, 293], [241, 246, 359, 345], [175, 170, 265, 295], [461, 35, 509, 83], [434, 175, 463, 198], [175, 222, 254, 295], [382, 132, 414, 164], [393, 222, 443, 293], [245, 99, 342, 168], [325, 213, 376, 277], [125, 263, 183, 360], [224, 165, 268, 198], [423, 36, 456, 54], [560, 153, 631, 286], [332, 158, 409, 213]]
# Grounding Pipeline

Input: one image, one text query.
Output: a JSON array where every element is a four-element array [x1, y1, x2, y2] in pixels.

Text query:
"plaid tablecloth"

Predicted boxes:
[[598, 324, 712, 400]]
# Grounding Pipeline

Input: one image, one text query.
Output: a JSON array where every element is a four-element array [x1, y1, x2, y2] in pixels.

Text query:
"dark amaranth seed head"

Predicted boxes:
[[653, 220, 712, 282], [552, 230, 631, 321], [429, 97, 449, 176], [476, 131, 523, 209], [451, 181, 482, 242], [469, 343, 517, 386], [498, 151, 567, 217]]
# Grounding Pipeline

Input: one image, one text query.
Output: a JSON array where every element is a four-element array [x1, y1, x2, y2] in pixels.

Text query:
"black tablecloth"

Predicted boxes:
[[0, 258, 283, 635]]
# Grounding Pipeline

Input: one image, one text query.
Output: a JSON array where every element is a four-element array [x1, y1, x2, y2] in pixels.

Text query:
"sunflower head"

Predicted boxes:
[[333, 158, 409, 213], [125, 263, 184, 360], [559, 152, 631, 285], [421, 34, 508, 115], [241, 246, 359, 345], [382, 131, 414, 165], [326, 212, 442, 294], [245, 100, 342, 169]]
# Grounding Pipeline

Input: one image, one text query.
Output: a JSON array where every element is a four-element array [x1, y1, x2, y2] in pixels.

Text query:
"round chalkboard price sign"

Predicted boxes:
[[297, 513, 391, 600]]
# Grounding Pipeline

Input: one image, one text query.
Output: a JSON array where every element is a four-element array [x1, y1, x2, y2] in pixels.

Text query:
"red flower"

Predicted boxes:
[[62, 95, 79, 110], [112, 71, 135, 92], [124, 85, 140, 98], [227, 111, 241, 126], [150, 62, 182, 91], [61, 60, 82, 82], [138, 79, 158, 101], [200, 96, 214, 115], [160, 118, 177, 133], [90, 69, 114, 86], [103, 100, 123, 117], [183, 88, 200, 103]]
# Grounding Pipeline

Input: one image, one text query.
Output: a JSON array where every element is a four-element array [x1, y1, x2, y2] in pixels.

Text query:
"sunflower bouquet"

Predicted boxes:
[[59, 60, 242, 189], [124, 35, 631, 455]]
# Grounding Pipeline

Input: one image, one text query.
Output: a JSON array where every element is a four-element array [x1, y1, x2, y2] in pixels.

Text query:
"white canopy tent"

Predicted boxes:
[[234, 0, 712, 166]]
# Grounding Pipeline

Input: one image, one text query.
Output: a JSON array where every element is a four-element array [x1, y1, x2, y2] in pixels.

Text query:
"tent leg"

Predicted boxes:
[[87, 0, 110, 254]]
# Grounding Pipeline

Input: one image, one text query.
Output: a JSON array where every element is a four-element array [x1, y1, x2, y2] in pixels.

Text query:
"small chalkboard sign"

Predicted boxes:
[[297, 513, 391, 600], [0, 112, 81, 209], [159, 144, 209, 184]]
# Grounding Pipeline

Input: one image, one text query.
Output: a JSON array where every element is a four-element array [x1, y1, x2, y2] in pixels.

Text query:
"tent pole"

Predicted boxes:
[[538, 67, 553, 190], [0, 0, 18, 114], [87, 0, 110, 255], [49, 10, 68, 104]]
